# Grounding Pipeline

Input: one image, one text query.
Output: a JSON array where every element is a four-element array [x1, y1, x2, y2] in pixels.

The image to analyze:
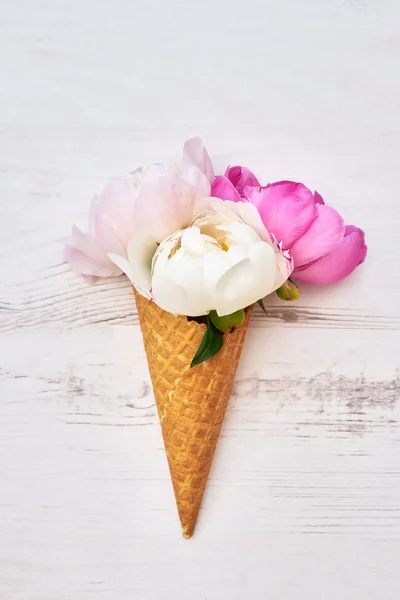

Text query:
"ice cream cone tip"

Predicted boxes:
[[182, 529, 192, 539]]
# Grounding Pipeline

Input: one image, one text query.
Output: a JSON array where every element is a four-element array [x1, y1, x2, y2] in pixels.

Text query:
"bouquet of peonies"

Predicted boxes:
[[66, 139, 367, 537]]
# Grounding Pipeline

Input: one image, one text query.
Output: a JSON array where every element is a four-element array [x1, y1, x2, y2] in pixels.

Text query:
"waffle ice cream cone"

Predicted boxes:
[[134, 289, 253, 538]]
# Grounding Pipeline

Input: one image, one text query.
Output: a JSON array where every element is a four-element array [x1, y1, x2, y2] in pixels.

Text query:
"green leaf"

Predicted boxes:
[[257, 298, 267, 314], [190, 318, 224, 368]]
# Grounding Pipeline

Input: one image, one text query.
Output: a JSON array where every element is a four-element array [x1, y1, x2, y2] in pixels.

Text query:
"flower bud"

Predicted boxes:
[[276, 279, 300, 301], [210, 309, 246, 332]]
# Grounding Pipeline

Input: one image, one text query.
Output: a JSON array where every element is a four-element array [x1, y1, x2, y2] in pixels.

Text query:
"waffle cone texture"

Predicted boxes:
[[134, 289, 253, 538]]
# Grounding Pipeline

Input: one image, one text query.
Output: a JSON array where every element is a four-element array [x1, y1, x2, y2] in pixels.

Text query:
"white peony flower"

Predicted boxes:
[[111, 198, 293, 317]]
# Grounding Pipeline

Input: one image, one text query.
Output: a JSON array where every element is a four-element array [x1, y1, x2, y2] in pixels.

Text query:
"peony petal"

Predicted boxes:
[[202, 248, 231, 289], [180, 164, 211, 198], [107, 253, 135, 285], [108, 230, 157, 298], [127, 233, 158, 295], [211, 176, 242, 202], [215, 242, 277, 316], [345, 225, 368, 263], [293, 225, 367, 284], [225, 165, 260, 192], [92, 212, 127, 255], [260, 180, 299, 192], [245, 181, 318, 248], [67, 224, 109, 264], [183, 137, 215, 183], [168, 252, 214, 311], [152, 232, 218, 315], [89, 178, 137, 223], [226, 244, 249, 266], [223, 200, 273, 244], [314, 191, 325, 205], [64, 246, 121, 278], [152, 275, 208, 316], [89, 178, 138, 248], [134, 165, 204, 243], [289, 204, 345, 267], [64, 224, 120, 277], [274, 253, 294, 290]]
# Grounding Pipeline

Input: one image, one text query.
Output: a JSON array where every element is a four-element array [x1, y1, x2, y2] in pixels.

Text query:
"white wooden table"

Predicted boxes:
[[1, 1, 399, 598]]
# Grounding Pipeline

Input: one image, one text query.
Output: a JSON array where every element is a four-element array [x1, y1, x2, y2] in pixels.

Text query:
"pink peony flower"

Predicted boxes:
[[65, 138, 213, 283], [212, 169, 367, 285]]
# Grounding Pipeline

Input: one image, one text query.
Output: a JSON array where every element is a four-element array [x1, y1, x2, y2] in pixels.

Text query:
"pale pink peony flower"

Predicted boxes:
[[65, 138, 214, 284]]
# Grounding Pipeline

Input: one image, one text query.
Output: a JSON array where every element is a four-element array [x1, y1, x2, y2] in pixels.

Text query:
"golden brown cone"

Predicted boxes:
[[134, 289, 253, 538]]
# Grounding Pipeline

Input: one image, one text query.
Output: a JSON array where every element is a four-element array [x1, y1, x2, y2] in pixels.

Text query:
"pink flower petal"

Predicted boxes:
[[225, 165, 260, 193], [68, 224, 106, 263], [89, 178, 138, 249], [211, 176, 241, 202], [183, 137, 215, 183], [345, 225, 368, 263], [293, 225, 367, 284], [64, 246, 121, 278], [134, 166, 200, 243], [90, 179, 136, 223], [91, 212, 127, 256], [289, 204, 345, 267], [180, 164, 211, 197], [64, 224, 120, 279], [245, 182, 318, 248], [314, 191, 325, 205], [262, 180, 299, 192]]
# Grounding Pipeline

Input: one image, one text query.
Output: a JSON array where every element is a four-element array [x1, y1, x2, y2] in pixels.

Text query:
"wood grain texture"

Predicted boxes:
[[1, 0, 400, 598]]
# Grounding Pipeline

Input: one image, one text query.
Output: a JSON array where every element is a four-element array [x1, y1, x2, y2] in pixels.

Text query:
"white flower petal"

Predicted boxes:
[[226, 200, 273, 244], [109, 232, 158, 297], [127, 233, 159, 295], [180, 226, 207, 256], [107, 253, 135, 282], [226, 244, 249, 266], [156, 249, 214, 314], [215, 242, 277, 316], [108, 251, 153, 299], [202, 249, 230, 289], [152, 275, 208, 316], [227, 221, 260, 246], [209, 196, 239, 220]]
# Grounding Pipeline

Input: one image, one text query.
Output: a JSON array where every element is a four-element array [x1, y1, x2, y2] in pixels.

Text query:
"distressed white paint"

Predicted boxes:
[[1, 0, 400, 598]]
